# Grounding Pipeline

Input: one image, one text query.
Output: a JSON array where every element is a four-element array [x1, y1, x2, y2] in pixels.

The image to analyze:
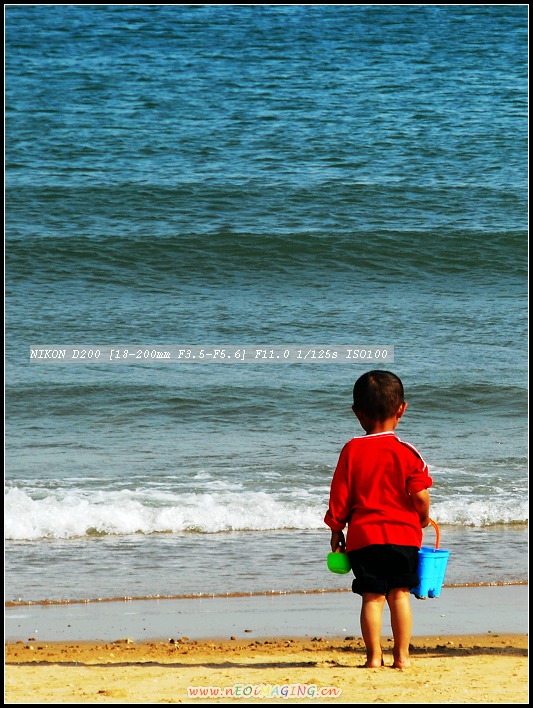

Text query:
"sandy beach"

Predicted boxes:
[[4, 633, 528, 704], [5, 585, 528, 704]]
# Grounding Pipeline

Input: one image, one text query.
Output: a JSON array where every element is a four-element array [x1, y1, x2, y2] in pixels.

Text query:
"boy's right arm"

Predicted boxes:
[[330, 529, 346, 553], [411, 489, 431, 528], [324, 444, 351, 541]]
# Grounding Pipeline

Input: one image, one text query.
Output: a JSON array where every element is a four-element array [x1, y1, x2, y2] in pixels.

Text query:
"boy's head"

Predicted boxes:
[[352, 370, 405, 423]]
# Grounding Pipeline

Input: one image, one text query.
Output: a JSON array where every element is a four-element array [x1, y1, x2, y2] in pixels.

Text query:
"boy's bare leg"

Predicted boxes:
[[360, 592, 386, 667], [387, 587, 412, 669]]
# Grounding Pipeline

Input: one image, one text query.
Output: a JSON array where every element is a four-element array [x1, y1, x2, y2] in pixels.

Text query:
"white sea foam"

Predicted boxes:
[[430, 498, 529, 527], [4, 486, 528, 541]]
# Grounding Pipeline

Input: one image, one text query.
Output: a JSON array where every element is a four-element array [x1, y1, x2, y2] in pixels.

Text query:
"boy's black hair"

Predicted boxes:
[[352, 370, 404, 421]]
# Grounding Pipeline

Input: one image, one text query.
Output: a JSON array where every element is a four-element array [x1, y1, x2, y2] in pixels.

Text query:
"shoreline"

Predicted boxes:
[[5, 579, 528, 608], [5, 584, 528, 643]]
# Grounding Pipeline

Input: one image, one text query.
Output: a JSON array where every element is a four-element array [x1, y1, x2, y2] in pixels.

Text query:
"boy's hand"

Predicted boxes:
[[330, 530, 346, 552]]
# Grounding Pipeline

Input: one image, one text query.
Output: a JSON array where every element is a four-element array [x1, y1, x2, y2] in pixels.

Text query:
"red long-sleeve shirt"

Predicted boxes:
[[324, 431, 432, 551]]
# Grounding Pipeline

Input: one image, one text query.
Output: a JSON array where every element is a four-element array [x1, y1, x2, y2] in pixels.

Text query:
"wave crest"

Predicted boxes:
[[4, 487, 528, 541]]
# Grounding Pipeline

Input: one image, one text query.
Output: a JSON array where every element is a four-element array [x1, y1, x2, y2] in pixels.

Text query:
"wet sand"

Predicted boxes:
[[5, 584, 528, 642]]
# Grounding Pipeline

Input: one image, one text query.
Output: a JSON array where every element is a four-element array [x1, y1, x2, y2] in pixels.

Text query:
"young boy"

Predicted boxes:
[[324, 370, 432, 669]]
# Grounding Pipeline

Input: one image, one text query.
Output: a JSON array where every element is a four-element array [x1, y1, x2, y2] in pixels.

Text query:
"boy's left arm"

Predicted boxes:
[[410, 488, 431, 527]]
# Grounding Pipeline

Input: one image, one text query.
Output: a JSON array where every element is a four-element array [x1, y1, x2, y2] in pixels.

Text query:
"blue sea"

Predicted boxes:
[[5, 5, 528, 609]]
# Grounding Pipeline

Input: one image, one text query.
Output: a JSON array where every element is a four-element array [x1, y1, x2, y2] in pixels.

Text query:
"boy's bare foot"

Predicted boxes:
[[364, 652, 385, 668], [392, 658, 411, 669]]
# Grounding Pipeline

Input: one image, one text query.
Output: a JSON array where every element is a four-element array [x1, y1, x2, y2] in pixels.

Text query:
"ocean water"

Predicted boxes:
[[5, 5, 528, 607]]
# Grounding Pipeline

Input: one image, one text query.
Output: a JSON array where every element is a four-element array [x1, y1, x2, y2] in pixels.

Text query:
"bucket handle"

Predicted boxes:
[[426, 517, 440, 550]]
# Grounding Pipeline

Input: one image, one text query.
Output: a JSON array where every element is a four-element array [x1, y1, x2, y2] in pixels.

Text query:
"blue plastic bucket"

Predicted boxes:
[[410, 519, 450, 599]]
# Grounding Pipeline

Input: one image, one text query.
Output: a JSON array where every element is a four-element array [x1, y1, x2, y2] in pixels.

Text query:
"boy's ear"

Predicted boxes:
[[397, 401, 408, 418], [352, 406, 368, 427]]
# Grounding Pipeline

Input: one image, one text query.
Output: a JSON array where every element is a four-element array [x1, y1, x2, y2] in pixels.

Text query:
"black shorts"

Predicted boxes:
[[348, 544, 420, 596]]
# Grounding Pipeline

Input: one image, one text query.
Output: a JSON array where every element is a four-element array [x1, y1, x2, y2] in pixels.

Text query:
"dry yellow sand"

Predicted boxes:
[[5, 633, 528, 704]]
